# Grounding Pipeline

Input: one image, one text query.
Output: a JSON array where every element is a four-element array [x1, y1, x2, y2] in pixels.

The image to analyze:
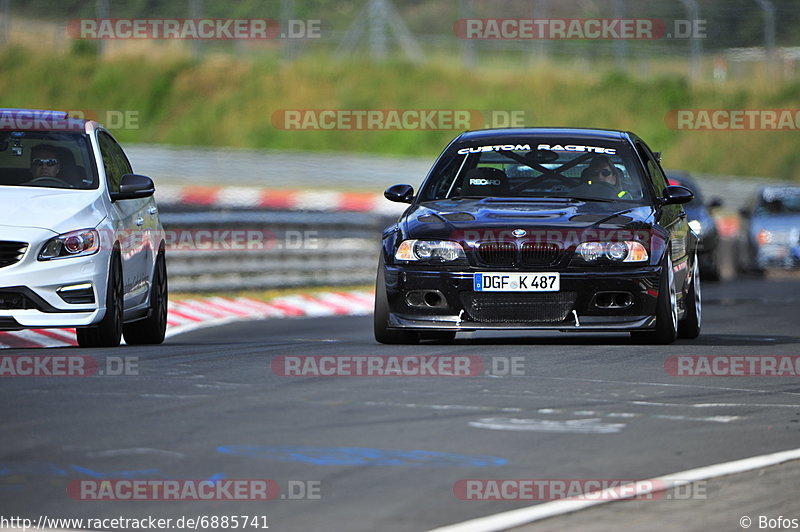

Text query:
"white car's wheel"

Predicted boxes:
[[77, 252, 123, 348]]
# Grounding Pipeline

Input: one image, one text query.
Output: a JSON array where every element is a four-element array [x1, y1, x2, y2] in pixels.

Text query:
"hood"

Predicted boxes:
[[403, 198, 654, 240], [0, 186, 107, 233]]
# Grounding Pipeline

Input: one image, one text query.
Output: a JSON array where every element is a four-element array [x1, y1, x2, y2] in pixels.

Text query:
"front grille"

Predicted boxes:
[[460, 292, 577, 323], [477, 242, 516, 265], [521, 242, 561, 265], [0, 241, 27, 268]]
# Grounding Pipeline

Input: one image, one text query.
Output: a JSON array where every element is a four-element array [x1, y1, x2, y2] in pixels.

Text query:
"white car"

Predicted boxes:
[[0, 109, 167, 347]]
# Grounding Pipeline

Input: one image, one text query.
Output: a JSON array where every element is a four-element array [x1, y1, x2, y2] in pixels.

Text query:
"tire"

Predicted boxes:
[[123, 251, 168, 345], [678, 256, 702, 339], [420, 331, 457, 343], [77, 252, 123, 348], [374, 255, 419, 345], [631, 250, 678, 345]]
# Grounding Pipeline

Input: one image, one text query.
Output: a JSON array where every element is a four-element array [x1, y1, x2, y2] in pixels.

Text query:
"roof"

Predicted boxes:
[[456, 127, 630, 143], [0, 108, 91, 132]]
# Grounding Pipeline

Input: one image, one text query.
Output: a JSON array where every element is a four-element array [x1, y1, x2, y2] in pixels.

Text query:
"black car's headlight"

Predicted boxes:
[[574, 241, 648, 263], [39, 229, 100, 260], [395, 240, 466, 262]]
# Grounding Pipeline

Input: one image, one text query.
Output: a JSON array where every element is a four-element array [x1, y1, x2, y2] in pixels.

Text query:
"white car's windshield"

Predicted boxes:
[[0, 131, 98, 190]]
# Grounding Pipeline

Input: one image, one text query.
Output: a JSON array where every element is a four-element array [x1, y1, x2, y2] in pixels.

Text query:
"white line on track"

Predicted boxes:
[[428, 447, 800, 532]]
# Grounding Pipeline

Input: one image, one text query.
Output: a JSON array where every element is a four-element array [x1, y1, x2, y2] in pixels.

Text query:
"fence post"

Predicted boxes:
[[678, 0, 701, 82], [189, 0, 204, 59], [612, 0, 627, 71], [530, 0, 549, 64], [281, 0, 296, 62], [754, 0, 776, 78], [95, 0, 109, 57], [458, 0, 476, 69], [0, 0, 9, 45]]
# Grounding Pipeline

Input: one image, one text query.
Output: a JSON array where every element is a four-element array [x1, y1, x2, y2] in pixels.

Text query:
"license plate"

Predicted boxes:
[[474, 272, 560, 292]]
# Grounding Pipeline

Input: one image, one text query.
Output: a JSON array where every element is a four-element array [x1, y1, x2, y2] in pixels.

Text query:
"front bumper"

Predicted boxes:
[[383, 266, 661, 332], [0, 227, 108, 329], [756, 244, 800, 270]]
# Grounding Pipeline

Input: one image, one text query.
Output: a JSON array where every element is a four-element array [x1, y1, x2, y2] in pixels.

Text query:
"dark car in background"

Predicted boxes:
[[736, 185, 800, 273], [375, 128, 701, 345], [666, 171, 724, 281]]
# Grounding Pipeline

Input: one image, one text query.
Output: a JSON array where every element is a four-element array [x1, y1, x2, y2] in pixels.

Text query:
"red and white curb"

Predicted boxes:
[[0, 290, 374, 349], [155, 185, 404, 214]]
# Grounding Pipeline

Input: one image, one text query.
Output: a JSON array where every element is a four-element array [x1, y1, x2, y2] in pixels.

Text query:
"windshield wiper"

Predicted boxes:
[[446, 195, 488, 200], [547, 196, 617, 203]]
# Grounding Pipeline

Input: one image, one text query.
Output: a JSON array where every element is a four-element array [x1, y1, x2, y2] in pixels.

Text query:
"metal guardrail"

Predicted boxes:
[[160, 209, 394, 292]]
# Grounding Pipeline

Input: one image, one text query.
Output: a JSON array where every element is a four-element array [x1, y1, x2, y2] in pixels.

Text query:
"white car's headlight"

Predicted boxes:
[[395, 240, 466, 262], [575, 241, 649, 263], [39, 229, 99, 260]]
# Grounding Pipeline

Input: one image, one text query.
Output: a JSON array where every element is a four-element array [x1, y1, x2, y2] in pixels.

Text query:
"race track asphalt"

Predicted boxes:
[[2, 275, 799, 531]]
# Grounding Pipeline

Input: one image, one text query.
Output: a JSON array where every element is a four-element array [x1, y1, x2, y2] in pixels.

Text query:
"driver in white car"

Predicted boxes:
[[29, 144, 61, 180]]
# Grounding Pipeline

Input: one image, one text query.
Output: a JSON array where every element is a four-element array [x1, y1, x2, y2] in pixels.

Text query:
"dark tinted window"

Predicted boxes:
[[636, 141, 668, 196], [98, 132, 132, 194]]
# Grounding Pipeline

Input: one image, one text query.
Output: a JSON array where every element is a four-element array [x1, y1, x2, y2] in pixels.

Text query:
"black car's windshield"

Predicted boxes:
[[0, 131, 98, 190], [420, 139, 648, 204]]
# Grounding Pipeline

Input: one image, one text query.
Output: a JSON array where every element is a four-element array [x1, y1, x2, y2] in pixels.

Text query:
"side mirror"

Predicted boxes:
[[660, 185, 693, 205], [111, 173, 155, 201], [708, 197, 723, 210], [384, 184, 414, 204]]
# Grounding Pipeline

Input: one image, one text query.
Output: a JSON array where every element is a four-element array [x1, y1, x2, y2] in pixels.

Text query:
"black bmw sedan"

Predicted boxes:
[[374, 128, 701, 345]]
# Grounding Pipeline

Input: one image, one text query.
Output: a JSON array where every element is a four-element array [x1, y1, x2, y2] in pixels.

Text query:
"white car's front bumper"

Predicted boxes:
[[0, 226, 109, 328]]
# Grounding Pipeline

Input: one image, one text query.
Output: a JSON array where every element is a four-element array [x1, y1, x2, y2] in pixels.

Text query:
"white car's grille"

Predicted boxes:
[[0, 241, 28, 268]]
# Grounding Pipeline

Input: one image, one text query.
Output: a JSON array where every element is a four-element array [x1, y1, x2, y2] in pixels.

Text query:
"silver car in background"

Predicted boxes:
[[0, 109, 167, 347], [737, 185, 800, 273]]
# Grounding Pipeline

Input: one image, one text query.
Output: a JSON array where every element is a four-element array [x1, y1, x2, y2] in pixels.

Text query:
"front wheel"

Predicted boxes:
[[374, 255, 419, 345], [631, 251, 678, 345], [77, 252, 123, 348], [678, 256, 702, 339]]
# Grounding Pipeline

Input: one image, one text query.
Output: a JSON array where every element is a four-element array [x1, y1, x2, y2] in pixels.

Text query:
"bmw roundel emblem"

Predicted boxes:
[[512, 229, 527, 238]]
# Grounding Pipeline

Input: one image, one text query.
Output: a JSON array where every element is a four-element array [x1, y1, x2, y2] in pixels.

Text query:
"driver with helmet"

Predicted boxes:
[[578, 155, 631, 199]]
